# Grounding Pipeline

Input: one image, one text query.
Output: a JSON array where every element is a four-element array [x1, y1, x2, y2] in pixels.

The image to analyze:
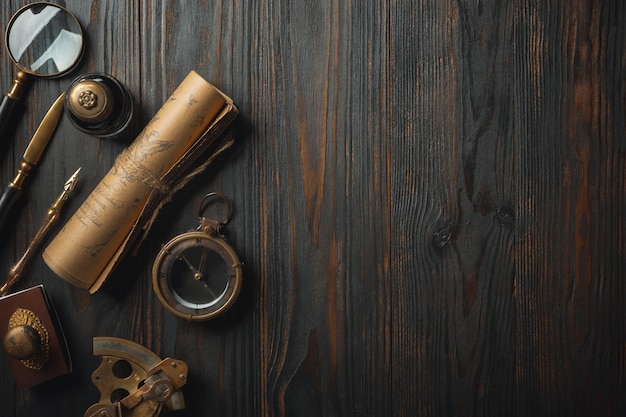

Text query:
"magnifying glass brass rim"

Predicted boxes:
[[5, 2, 85, 79], [152, 230, 244, 321]]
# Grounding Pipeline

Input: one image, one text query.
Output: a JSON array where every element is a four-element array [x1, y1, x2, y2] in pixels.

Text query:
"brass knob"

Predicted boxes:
[[3, 325, 41, 360], [67, 79, 114, 124], [3, 308, 49, 370]]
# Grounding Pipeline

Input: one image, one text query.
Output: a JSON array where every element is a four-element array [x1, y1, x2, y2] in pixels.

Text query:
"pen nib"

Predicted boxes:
[[64, 167, 82, 193]]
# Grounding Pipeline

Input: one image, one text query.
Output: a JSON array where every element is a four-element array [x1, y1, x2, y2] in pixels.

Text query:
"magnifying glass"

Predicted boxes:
[[0, 2, 84, 139]]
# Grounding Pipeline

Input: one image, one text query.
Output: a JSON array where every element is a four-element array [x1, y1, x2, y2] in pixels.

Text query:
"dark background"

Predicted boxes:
[[0, 1, 624, 416]]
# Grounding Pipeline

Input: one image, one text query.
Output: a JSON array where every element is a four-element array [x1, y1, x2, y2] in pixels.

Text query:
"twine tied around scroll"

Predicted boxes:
[[116, 134, 237, 253], [117, 149, 172, 195]]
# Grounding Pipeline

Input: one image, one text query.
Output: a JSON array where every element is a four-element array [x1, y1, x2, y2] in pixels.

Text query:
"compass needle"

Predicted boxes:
[[197, 246, 209, 276], [201, 280, 218, 300], [177, 254, 199, 275]]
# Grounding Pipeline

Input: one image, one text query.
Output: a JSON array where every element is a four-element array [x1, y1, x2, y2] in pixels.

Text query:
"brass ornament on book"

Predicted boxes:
[[0, 285, 72, 389], [4, 308, 50, 370]]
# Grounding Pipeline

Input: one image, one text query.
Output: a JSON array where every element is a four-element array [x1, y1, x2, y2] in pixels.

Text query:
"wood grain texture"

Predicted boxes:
[[0, 1, 623, 416]]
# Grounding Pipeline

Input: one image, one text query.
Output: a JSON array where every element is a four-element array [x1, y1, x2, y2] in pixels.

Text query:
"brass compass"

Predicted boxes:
[[152, 193, 243, 321]]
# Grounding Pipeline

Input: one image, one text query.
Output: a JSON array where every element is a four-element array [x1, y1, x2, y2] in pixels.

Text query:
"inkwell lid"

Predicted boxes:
[[67, 79, 114, 124]]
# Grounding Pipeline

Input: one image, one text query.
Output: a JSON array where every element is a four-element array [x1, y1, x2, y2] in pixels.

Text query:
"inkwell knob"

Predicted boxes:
[[67, 79, 114, 124]]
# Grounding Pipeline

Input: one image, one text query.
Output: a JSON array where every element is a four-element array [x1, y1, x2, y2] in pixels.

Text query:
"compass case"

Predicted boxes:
[[42, 70, 239, 293]]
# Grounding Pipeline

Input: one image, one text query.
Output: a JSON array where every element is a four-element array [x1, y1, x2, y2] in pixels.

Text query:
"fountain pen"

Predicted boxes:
[[0, 92, 65, 232], [0, 167, 81, 296]]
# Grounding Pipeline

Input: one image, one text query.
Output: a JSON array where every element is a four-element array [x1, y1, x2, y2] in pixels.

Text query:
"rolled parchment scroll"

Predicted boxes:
[[43, 71, 238, 293]]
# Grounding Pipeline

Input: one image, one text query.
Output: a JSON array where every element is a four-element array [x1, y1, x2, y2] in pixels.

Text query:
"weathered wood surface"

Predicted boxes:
[[0, 1, 624, 416]]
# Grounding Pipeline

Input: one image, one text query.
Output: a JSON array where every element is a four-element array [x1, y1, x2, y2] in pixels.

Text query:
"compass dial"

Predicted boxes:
[[152, 231, 243, 321]]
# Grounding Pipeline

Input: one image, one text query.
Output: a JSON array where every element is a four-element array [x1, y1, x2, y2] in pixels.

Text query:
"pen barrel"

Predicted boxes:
[[0, 185, 22, 233], [1, 209, 59, 296]]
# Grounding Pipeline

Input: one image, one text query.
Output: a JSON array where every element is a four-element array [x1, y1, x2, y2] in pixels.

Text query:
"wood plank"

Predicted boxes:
[[515, 1, 626, 416], [388, 1, 517, 415]]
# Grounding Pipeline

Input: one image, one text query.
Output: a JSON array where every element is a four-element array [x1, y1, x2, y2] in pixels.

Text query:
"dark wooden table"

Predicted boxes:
[[0, 1, 624, 416]]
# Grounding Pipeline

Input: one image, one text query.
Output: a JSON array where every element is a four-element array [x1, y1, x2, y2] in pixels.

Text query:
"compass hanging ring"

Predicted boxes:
[[152, 193, 244, 321]]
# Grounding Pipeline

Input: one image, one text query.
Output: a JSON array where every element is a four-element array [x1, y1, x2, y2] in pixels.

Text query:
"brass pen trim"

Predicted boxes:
[[8, 161, 35, 190]]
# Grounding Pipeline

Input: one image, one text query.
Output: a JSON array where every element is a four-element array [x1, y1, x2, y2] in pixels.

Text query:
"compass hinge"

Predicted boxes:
[[199, 217, 224, 236]]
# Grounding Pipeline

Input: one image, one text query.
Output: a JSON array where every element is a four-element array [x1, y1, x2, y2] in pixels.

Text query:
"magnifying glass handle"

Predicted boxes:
[[0, 72, 30, 139]]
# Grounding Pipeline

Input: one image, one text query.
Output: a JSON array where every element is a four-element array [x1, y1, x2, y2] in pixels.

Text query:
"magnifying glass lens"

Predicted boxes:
[[7, 3, 83, 77]]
